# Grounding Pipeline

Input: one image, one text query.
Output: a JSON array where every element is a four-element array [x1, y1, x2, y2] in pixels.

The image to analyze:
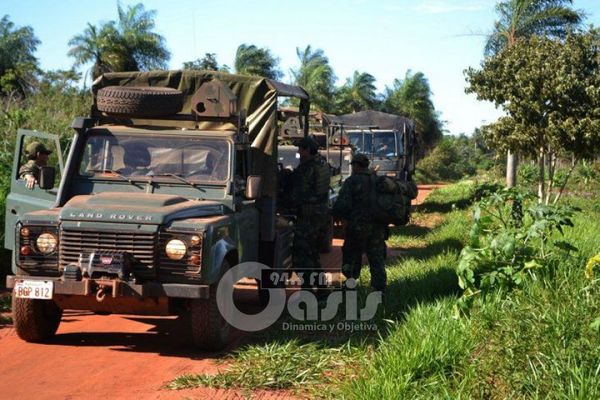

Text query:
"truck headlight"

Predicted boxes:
[[36, 233, 58, 254], [165, 239, 187, 260]]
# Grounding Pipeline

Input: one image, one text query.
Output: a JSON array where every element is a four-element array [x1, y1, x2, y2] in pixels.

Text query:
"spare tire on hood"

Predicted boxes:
[[96, 86, 183, 117]]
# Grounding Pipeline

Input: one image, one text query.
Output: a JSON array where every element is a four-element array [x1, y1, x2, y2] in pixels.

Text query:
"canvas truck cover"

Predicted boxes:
[[92, 70, 309, 196], [324, 110, 414, 132]]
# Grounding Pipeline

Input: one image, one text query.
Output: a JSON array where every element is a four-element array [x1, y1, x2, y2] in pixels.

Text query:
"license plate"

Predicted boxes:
[[14, 280, 54, 300]]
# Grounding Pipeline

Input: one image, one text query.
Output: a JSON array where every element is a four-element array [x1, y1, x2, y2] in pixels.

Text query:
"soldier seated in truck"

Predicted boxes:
[[19, 141, 53, 189]]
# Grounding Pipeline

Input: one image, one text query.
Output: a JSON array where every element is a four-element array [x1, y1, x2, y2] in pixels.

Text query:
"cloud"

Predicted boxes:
[[385, 0, 486, 15]]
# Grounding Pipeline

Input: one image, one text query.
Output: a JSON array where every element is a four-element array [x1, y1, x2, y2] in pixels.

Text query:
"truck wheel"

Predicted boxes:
[[12, 294, 63, 342], [190, 262, 231, 351], [96, 86, 183, 117]]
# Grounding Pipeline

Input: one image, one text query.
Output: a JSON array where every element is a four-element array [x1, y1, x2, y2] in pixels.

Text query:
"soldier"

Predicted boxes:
[[291, 136, 330, 288], [19, 142, 52, 190], [332, 153, 387, 293]]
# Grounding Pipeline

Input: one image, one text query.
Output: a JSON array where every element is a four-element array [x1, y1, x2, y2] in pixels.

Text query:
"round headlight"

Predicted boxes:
[[165, 239, 187, 260], [36, 233, 57, 254]]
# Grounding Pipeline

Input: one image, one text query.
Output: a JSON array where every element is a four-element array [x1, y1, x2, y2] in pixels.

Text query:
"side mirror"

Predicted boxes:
[[39, 166, 56, 190], [245, 175, 262, 200]]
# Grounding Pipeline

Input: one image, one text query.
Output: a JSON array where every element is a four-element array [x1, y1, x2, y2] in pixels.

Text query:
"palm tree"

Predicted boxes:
[[336, 71, 377, 113], [485, 0, 583, 186], [116, 3, 170, 71], [234, 44, 281, 80], [0, 15, 40, 95], [382, 71, 442, 154], [486, 0, 583, 55], [291, 45, 336, 112], [67, 22, 121, 81], [68, 3, 170, 80]]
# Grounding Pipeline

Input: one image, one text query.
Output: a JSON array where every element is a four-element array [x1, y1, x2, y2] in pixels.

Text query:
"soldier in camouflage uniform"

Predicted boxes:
[[19, 142, 52, 190], [332, 153, 387, 292], [291, 136, 330, 288]]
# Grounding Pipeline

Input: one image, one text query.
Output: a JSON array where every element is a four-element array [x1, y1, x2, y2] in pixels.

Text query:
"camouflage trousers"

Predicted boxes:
[[341, 222, 387, 291], [292, 214, 324, 287]]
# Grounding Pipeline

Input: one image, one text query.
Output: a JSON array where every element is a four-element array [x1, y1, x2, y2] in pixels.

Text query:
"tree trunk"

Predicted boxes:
[[507, 150, 518, 188], [545, 151, 556, 205], [553, 158, 578, 205], [538, 147, 545, 203]]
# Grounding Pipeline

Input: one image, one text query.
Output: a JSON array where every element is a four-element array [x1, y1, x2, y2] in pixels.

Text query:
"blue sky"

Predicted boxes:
[[4, 0, 600, 135]]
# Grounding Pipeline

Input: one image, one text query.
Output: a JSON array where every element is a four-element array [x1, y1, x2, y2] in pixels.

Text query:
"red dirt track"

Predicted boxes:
[[0, 185, 439, 399]]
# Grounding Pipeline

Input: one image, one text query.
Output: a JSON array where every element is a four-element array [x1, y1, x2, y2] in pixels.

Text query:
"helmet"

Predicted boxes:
[[26, 141, 52, 156], [350, 153, 370, 167], [297, 136, 319, 153]]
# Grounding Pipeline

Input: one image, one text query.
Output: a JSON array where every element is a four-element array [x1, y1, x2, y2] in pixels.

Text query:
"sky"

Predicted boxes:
[[3, 0, 600, 136]]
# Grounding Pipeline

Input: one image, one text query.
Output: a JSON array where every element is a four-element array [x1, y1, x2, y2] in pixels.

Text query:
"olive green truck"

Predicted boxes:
[[4, 71, 311, 350]]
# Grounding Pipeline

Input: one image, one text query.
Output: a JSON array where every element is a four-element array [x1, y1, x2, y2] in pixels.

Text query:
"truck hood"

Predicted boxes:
[[60, 193, 227, 225]]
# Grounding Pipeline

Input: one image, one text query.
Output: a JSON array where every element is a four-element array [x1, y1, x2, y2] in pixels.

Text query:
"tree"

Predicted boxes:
[[291, 45, 336, 113], [234, 44, 281, 80], [485, 0, 584, 187], [335, 71, 378, 113], [0, 15, 40, 95], [68, 3, 170, 80], [183, 53, 230, 72], [466, 30, 600, 203], [115, 3, 170, 71], [382, 71, 443, 155], [67, 22, 121, 81]]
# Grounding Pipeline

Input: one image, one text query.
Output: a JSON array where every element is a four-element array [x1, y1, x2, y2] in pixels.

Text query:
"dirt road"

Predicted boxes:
[[0, 185, 439, 400]]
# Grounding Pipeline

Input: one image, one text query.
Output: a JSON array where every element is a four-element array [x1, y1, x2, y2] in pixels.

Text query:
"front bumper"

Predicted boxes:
[[6, 275, 210, 299]]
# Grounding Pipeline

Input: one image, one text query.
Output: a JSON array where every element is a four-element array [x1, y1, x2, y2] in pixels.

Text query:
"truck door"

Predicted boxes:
[[4, 130, 64, 251]]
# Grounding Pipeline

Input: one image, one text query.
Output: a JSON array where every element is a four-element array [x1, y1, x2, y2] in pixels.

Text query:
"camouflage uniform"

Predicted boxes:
[[291, 153, 330, 287], [332, 165, 387, 292], [19, 160, 41, 181]]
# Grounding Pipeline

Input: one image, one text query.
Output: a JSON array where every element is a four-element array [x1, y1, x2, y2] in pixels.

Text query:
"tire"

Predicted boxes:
[[12, 294, 63, 343], [190, 261, 231, 351], [96, 86, 183, 117]]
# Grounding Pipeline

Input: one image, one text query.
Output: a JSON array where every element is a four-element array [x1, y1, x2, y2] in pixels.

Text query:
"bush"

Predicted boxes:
[[416, 135, 496, 183], [456, 187, 578, 308]]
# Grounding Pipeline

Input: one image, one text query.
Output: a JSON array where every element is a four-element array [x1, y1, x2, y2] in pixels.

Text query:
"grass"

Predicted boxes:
[[169, 182, 600, 398], [169, 340, 361, 392]]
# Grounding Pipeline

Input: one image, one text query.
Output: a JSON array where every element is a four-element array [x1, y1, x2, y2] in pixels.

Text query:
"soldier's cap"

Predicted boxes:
[[26, 141, 52, 156], [296, 136, 319, 151], [350, 153, 370, 167]]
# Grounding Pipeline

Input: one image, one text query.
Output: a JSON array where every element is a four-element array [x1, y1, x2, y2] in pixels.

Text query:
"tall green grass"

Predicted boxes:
[[343, 189, 600, 399], [169, 183, 600, 398]]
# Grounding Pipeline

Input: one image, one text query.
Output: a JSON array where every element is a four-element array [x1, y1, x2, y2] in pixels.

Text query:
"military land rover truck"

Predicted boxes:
[[4, 70, 311, 350]]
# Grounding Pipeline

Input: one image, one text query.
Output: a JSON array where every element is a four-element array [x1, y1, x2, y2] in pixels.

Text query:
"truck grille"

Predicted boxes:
[[59, 228, 157, 278]]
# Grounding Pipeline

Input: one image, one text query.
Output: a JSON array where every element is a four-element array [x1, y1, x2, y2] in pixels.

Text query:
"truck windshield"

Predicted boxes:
[[348, 131, 402, 158], [78, 133, 230, 183]]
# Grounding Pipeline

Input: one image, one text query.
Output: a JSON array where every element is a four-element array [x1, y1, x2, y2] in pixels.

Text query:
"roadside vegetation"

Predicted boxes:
[[168, 182, 600, 398]]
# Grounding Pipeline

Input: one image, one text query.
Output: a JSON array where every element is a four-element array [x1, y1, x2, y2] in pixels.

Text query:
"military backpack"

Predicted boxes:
[[370, 175, 417, 226]]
